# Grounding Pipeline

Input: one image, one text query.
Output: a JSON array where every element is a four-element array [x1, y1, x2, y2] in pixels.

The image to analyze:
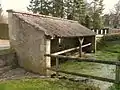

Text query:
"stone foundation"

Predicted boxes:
[[0, 49, 17, 75]]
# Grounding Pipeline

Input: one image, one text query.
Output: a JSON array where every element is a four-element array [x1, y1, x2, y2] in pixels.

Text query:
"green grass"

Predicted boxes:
[[109, 84, 120, 90], [95, 40, 120, 60], [0, 78, 99, 90]]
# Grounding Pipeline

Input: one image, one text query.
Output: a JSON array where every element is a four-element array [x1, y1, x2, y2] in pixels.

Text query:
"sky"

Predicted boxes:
[[103, 0, 119, 13], [1, 0, 119, 15]]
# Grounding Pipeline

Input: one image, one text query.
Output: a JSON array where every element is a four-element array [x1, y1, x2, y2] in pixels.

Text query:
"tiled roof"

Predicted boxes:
[[9, 10, 95, 38]]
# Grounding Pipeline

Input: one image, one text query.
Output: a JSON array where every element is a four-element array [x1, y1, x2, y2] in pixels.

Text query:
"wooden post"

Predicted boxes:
[[116, 64, 120, 83], [79, 43, 82, 57], [78, 38, 84, 57], [91, 36, 96, 53], [56, 57, 59, 78], [115, 57, 120, 89]]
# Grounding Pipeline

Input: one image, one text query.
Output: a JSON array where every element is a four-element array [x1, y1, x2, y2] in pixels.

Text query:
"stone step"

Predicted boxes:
[[0, 59, 6, 67]]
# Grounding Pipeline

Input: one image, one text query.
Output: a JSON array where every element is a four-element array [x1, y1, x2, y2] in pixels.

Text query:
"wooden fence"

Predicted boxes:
[[45, 54, 120, 86]]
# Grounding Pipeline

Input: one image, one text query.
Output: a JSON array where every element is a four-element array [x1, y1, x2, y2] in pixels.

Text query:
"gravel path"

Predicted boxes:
[[0, 68, 46, 81]]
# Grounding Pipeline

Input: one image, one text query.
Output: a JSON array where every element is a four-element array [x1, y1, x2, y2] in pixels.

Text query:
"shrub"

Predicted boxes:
[[96, 34, 120, 50], [109, 84, 120, 90], [102, 34, 120, 41]]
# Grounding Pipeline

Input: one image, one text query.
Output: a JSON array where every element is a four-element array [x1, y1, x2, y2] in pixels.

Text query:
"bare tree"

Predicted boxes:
[[0, 4, 6, 23], [110, 0, 120, 28]]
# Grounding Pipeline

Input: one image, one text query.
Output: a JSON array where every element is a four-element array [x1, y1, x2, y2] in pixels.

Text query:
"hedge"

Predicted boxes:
[[102, 34, 120, 41], [97, 34, 120, 50]]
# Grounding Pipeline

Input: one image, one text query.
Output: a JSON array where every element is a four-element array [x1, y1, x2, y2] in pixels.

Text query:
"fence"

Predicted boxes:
[[45, 54, 120, 86]]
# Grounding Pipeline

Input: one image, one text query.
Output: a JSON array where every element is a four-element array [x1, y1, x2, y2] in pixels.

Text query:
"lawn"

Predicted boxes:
[[0, 78, 99, 90]]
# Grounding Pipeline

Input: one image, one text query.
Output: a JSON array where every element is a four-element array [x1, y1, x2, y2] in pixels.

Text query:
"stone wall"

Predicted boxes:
[[0, 49, 16, 74], [8, 14, 46, 75], [110, 29, 120, 34]]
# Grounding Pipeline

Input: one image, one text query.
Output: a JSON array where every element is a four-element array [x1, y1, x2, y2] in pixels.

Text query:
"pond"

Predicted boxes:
[[60, 40, 120, 90]]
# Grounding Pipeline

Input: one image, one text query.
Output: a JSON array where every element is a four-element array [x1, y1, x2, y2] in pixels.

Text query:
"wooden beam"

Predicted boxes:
[[116, 59, 120, 85], [55, 56, 60, 78], [45, 54, 120, 66], [47, 68, 115, 83], [78, 37, 84, 57], [51, 43, 91, 55], [52, 47, 79, 55], [78, 38, 84, 45], [82, 43, 91, 48], [79, 43, 82, 57]]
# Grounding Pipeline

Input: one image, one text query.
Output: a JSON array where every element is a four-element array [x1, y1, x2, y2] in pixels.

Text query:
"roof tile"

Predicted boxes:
[[13, 11, 95, 37]]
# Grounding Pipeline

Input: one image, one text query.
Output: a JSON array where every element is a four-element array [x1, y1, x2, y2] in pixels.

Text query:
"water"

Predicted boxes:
[[84, 54, 116, 90], [61, 53, 117, 90], [91, 64, 115, 90]]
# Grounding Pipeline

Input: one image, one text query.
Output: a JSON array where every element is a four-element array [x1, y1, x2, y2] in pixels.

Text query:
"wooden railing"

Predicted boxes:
[[45, 54, 120, 86], [51, 43, 91, 55]]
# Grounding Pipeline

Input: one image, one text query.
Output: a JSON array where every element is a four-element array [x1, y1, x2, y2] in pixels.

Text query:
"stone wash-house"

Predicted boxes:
[[7, 10, 96, 75]]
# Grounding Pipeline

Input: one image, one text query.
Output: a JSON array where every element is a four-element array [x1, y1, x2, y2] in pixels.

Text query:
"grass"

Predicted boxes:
[[0, 78, 99, 90], [109, 84, 120, 90], [95, 40, 120, 60]]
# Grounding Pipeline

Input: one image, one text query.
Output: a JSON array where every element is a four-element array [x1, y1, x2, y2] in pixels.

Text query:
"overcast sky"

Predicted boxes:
[[1, 0, 119, 15]]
